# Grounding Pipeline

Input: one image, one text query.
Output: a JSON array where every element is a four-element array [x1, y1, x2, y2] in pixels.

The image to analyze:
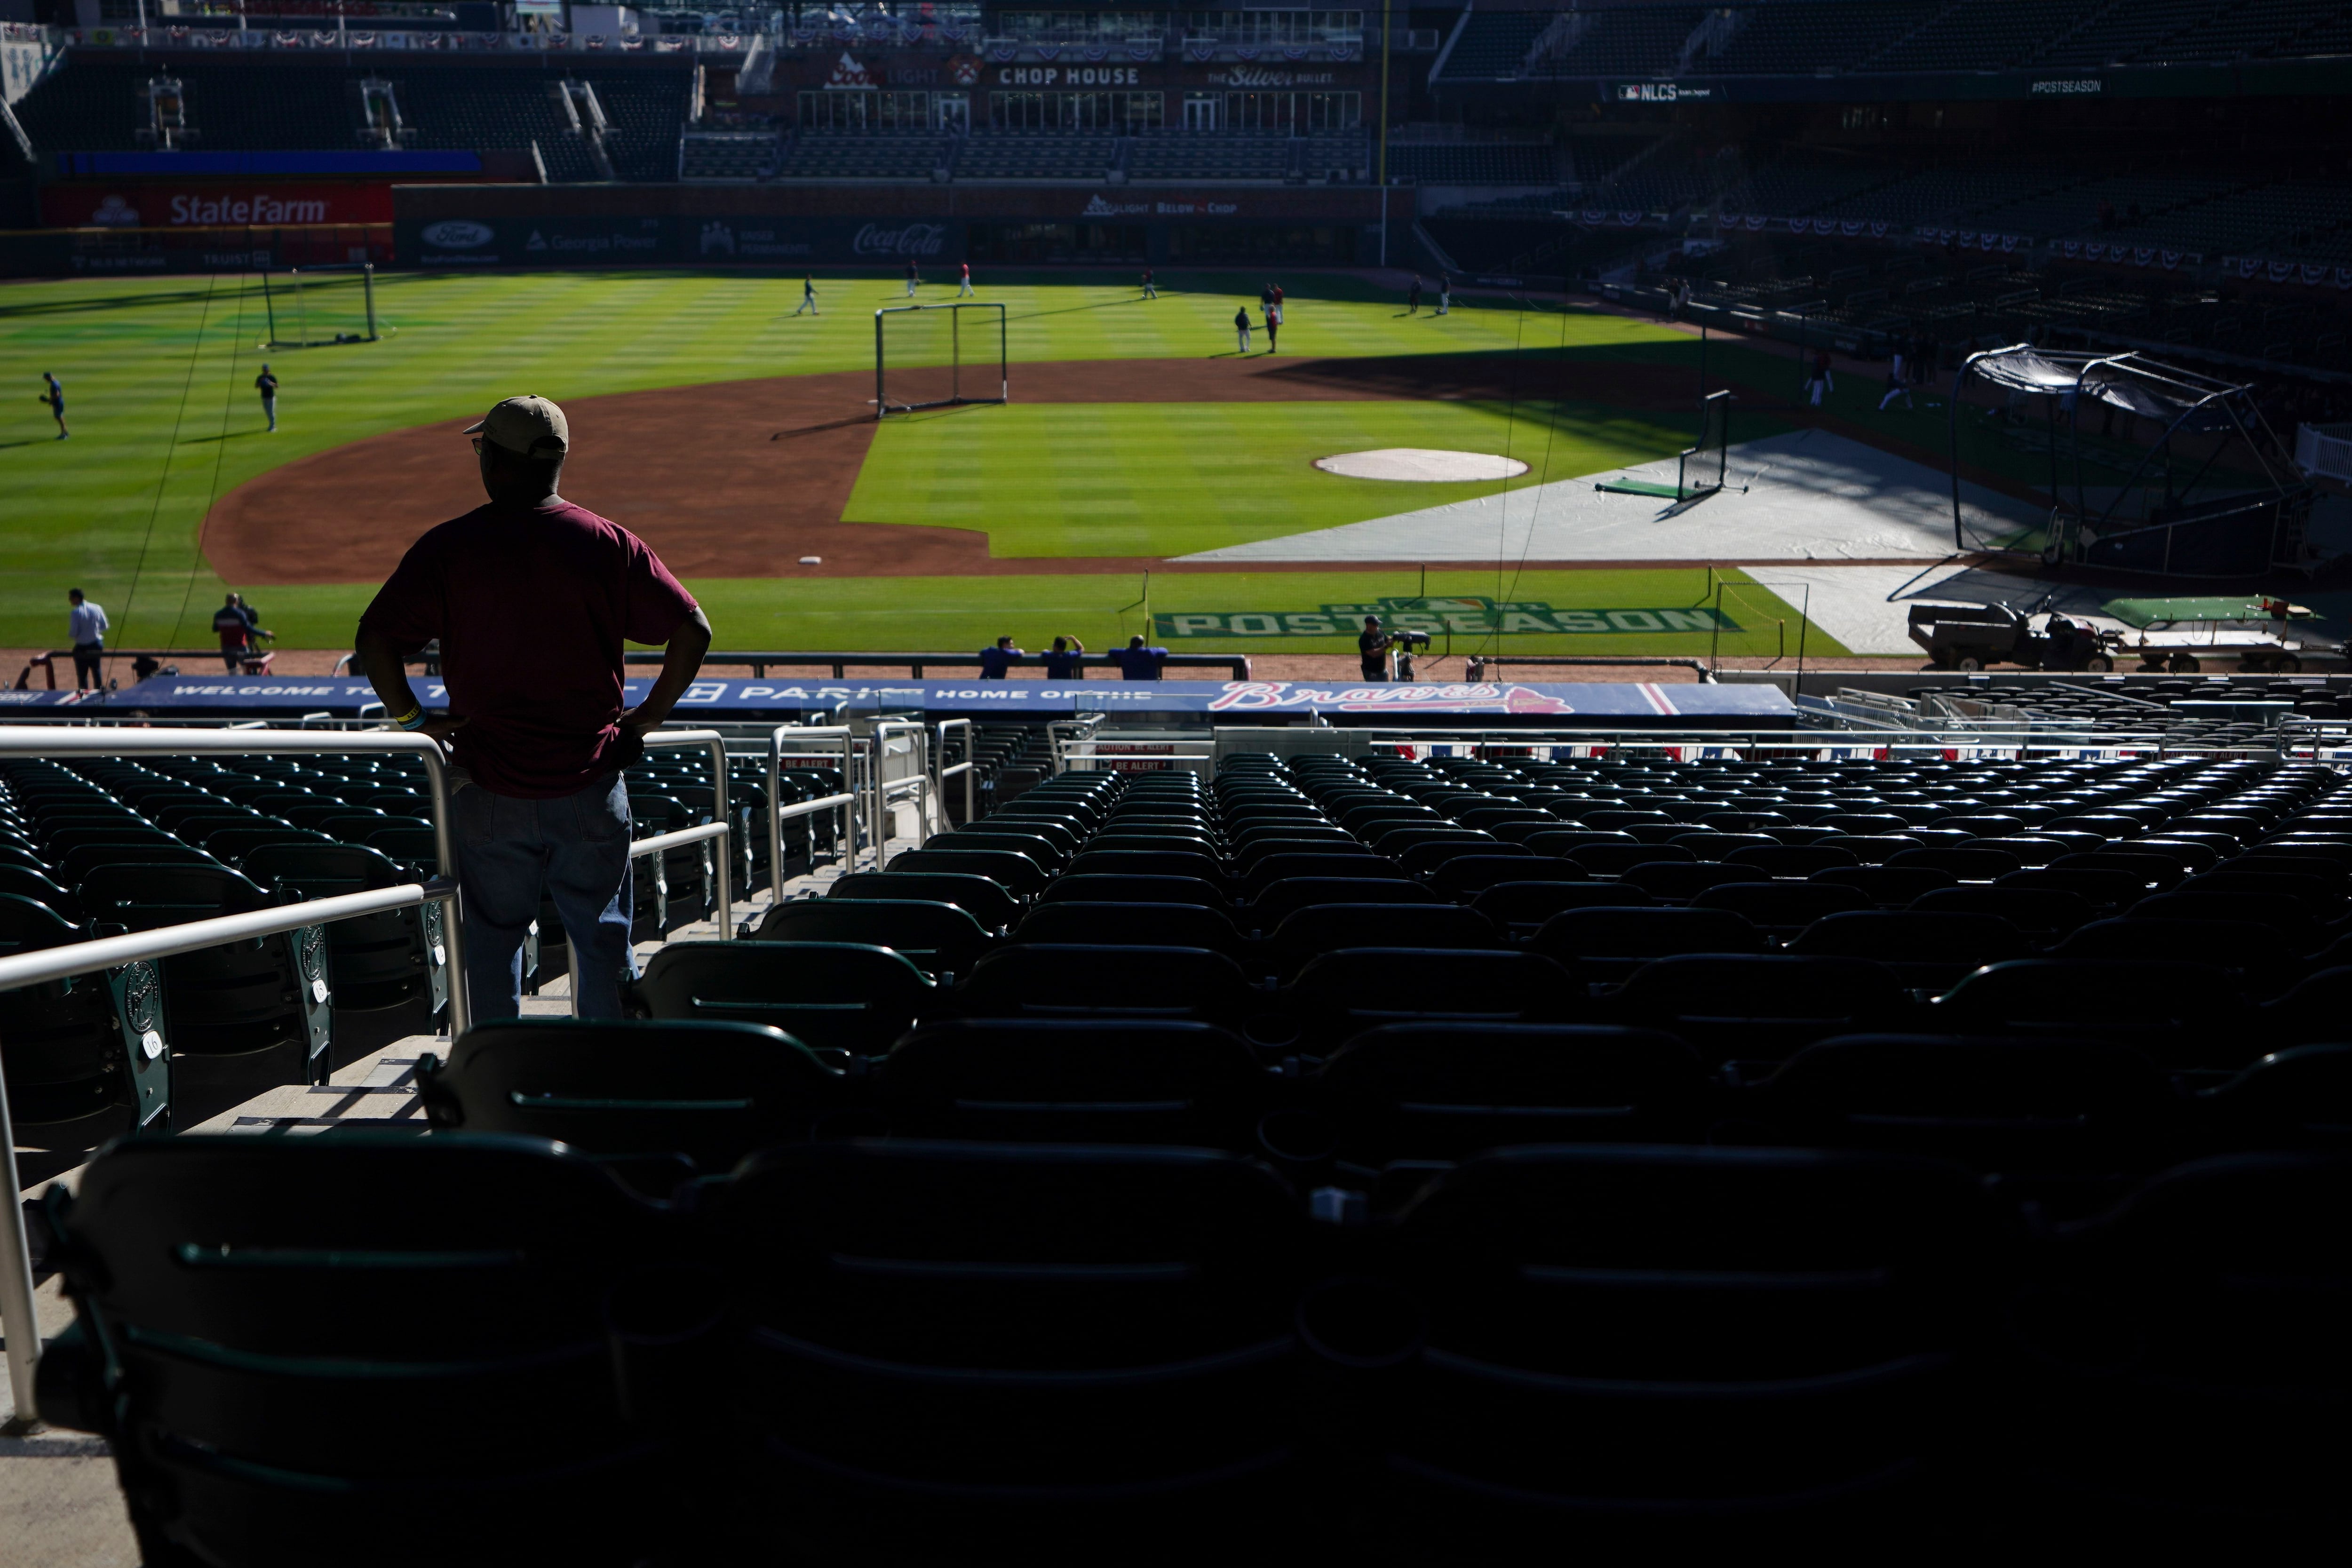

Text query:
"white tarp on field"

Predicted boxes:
[[1177, 427, 2043, 565]]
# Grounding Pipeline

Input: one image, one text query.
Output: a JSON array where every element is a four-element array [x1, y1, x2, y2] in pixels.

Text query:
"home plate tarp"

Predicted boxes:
[[73, 677, 1797, 730]]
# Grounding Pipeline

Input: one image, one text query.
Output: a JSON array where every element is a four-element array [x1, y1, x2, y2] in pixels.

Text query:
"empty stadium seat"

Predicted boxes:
[[882, 845, 1049, 897], [1529, 905, 1768, 981], [1259, 903, 1503, 981], [956, 943, 1255, 1027], [1608, 955, 1914, 1063], [1749, 1033, 2180, 1174], [1014, 894, 1243, 950], [1333, 1145, 2001, 1538], [708, 1139, 1303, 1549], [417, 1018, 844, 1179], [1937, 960, 2247, 1064], [1315, 1022, 1710, 1170], [874, 1018, 1264, 1148], [743, 897, 993, 979], [1470, 880, 1646, 934], [38, 1132, 691, 1567], [1280, 947, 1578, 1050], [1787, 909, 2031, 992], [828, 870, 1021, 930], [628, 940, 934, 1056], [2006, 1152, 2352, 1544]]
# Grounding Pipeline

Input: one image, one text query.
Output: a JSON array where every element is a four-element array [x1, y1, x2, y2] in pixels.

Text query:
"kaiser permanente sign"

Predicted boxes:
[[1154, 597, 1738, 639]]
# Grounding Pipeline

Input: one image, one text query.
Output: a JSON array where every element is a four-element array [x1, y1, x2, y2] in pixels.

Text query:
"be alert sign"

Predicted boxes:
[[42, 183, 395, 229]]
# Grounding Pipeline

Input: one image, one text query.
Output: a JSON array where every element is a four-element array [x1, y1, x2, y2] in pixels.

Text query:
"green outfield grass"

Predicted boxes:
[[184, 565, 1849, 663], [670, 565, 1849, 661], [847, 397, 1694, 558], [0, 268, 1870, 656]]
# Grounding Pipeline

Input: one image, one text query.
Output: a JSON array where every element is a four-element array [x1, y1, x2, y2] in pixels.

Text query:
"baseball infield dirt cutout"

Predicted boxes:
[[199, 351, 2026, 584], [1314, 448, 1531, 482]]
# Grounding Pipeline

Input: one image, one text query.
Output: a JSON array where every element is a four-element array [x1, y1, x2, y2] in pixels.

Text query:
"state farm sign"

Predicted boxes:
[[42, 183, 395, 229]]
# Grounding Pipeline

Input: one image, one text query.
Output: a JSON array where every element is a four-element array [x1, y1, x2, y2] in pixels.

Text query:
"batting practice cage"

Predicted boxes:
[[1949, 346, 2312, 578], [261, 264, 381, 350], [874, 302, 1009, 416], [1596, 390, 1731, 503]]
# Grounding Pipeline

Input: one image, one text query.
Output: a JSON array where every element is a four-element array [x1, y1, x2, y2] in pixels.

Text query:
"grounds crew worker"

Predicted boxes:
[[354, 394, 713, 1022]]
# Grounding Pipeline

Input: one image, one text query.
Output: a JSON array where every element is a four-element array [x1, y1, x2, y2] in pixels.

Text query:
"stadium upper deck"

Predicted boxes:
[[1437, 0, 2352, 83]]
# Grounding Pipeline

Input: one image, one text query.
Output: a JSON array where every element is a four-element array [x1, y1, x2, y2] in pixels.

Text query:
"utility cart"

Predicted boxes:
[[1907, 602, 2123, 672]]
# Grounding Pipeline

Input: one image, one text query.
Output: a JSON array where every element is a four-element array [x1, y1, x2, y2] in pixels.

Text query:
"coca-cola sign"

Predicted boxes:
[[853, 222, 948, 257]]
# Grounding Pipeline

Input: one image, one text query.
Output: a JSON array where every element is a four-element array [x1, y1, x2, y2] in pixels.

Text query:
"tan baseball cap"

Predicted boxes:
[[464, 394, 569, 458]]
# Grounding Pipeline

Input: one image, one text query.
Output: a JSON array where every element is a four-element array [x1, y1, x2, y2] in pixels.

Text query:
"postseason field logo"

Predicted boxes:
[[1154, 596, 1739, 639]]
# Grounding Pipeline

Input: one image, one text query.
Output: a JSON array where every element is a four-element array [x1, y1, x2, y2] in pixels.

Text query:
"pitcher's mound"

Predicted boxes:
[[1314, 447, 1530, 482]]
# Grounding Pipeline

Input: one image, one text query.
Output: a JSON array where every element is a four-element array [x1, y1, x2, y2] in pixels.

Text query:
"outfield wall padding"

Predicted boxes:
[[393, 182, 1411, 270]]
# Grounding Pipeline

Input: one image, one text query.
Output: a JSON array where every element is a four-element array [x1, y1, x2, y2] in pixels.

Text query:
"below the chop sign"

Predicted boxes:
[[1155, 598, 1742, 638]]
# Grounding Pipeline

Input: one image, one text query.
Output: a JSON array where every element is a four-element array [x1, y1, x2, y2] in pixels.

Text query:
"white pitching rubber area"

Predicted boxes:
[[1313, 448, 1531, 482]]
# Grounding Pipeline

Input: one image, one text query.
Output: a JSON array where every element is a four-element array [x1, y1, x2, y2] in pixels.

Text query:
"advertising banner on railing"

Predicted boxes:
[[81, 676, 1796, 728]]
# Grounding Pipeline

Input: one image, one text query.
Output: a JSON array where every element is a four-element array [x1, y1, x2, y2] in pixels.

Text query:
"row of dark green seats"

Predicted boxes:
[[30, 1071, 2343, 1559], [0, 754, 444, 1139]]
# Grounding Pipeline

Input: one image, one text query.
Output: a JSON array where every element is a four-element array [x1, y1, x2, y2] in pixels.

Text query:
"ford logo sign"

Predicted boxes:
[[421, 220, 494, 249]]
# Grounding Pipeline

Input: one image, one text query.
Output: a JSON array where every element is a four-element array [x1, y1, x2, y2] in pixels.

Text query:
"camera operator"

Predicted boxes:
[[1359, 615, 1391, 682]]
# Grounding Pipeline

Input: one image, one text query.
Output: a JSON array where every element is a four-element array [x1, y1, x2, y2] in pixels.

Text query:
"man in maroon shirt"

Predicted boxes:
[[353, 394, 713, 1021]]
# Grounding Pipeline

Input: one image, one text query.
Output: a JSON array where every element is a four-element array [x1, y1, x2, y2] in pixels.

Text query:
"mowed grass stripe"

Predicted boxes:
[[846, 399, 1693, 558], [681, 566, 1851, 661]]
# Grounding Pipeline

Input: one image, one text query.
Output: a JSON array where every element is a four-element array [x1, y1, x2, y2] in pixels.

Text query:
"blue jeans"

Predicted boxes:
[[453, 772, 637, 1023]]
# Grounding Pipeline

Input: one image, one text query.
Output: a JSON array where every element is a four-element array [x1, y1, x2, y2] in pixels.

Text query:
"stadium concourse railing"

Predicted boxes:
[[1049, 724, 2296, 772], [1465, 656, 1718, 682]]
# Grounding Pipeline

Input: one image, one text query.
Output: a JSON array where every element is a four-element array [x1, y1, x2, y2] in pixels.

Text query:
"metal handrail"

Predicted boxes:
[[869, 721, 932, 869], [935, 718, 974, 824], [639, 731, 731, 943], [767, 726, 857, 896], [0, 725, 467, 1027], [0, 882, 462, 1433], [0, 725, 471, 1433], [1464, 656, 1718, 683], [0, 879, 453, 995]]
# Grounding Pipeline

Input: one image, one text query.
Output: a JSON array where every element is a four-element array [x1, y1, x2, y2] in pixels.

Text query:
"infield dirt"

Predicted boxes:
[[200, 350, 2026, 586]]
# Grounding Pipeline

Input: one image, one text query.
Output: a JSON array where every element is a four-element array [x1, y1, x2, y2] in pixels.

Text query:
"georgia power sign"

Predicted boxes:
[[1154, 596, 1740, 640]]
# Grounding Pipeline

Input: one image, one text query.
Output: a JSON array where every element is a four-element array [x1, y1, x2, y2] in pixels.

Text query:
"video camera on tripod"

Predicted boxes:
[[1385, 628, 1431, 681]]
